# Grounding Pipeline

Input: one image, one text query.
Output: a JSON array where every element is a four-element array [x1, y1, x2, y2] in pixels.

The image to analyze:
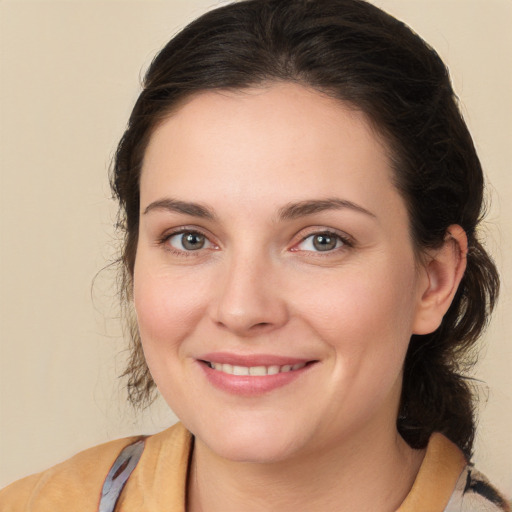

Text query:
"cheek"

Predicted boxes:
[[133, 260, 208, 350], [297, 259, 420, 382], [300, 262, 418, 337]]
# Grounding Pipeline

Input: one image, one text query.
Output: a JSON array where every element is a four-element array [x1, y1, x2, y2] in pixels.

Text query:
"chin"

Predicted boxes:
[[191, 416, 312, 464], [206, 436, 302, 464]]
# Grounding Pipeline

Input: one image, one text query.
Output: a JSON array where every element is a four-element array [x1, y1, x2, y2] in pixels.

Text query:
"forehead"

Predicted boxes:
[[140, 83, 404, 222]]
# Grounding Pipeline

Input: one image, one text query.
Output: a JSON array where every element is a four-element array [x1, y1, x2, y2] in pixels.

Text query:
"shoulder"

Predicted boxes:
[[399, 433, 510, 512], [0, 423, 190, 512], [0, 435, 141, 512], [445, 465, 511, 512]]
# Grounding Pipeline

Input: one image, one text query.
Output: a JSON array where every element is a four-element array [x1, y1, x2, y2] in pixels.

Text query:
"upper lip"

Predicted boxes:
[[199, 352, 315, 367]]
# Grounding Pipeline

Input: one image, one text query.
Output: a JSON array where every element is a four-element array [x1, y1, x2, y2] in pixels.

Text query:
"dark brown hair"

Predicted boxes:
[[111, 0, 499, 457]]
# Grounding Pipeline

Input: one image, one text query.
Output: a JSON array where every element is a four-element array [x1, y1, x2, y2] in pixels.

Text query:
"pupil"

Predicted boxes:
[[313, 234, 336, 251], [183, 233, 205, 250]]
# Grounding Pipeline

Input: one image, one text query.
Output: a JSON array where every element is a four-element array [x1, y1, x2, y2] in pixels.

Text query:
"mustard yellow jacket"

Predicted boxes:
[[0, 423, 508, 512]]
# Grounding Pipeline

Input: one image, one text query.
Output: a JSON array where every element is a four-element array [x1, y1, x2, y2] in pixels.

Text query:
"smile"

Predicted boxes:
[[198, 356, 316, 395], [206, 362, 307, 376]]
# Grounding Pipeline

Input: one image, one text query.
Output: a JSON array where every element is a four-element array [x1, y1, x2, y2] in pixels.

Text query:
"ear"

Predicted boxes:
[[412, 225, 468, 335]]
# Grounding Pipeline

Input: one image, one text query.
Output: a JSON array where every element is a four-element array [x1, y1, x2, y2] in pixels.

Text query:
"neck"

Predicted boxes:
[[187, 419, 425, 512]]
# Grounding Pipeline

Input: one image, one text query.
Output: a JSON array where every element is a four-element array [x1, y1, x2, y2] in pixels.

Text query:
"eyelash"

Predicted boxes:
[[157, 228, 353, 256], [158, 228, 217, 257], [292, 230, 353, 255]]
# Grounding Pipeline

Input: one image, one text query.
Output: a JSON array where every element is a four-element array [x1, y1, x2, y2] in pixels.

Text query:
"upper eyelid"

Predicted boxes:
[[302, 231, 348, 242], [293, 233, 350, 250], [159, 226, 213, 241], [294, 227, 354, 245]]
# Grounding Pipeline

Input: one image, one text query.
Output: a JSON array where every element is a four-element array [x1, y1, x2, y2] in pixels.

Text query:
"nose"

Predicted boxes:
[[210, 251, 289, 337]]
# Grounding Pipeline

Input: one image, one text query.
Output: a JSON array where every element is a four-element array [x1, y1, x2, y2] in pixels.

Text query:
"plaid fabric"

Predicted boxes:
[[445, 466, 510, 512]]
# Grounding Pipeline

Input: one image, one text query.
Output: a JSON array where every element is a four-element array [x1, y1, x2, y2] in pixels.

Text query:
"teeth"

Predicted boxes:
[[249, 366, 267, 376], [208, 362, 307, 375], [233, 365, 249, 376]]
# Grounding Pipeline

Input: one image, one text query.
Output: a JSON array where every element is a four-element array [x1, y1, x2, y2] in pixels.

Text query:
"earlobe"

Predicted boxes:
[[412, 225, 468, 335]]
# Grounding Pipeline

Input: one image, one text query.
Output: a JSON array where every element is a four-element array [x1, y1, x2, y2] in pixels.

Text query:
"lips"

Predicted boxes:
[[197, 352, 317, 395]]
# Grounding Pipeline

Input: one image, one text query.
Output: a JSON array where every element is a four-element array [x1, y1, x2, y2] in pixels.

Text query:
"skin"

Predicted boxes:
[[134, 83, 467, 511]]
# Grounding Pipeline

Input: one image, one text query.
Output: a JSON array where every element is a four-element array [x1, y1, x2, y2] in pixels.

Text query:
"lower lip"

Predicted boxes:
[[198, 362, 314, 396]]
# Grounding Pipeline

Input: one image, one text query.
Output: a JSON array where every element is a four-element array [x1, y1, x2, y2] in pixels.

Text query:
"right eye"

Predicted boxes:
[[167, 231, 213, 252]]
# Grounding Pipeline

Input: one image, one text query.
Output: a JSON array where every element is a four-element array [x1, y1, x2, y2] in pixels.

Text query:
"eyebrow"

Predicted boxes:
[[143, 197, 375, 221], [143, 198, 216, 219], [277, 198, 376, 220]]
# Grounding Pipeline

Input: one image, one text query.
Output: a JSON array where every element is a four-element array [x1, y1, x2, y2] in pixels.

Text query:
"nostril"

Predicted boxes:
[[253, 322, 271, 329]]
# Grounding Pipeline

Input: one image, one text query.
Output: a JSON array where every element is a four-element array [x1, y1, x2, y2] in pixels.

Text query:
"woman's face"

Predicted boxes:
[[134, 83, 429, 463]]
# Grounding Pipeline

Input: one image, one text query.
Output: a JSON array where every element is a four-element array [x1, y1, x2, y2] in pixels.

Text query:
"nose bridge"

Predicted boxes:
[[211, 244, 288, 335]]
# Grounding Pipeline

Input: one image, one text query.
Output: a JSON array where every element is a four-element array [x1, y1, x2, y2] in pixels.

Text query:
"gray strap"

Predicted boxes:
[[98, 438, 146, 512]]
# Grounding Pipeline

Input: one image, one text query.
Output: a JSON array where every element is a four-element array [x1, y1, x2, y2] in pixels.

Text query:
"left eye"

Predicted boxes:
[[168, 231, 212, 251], [296, 233, 345, 252]]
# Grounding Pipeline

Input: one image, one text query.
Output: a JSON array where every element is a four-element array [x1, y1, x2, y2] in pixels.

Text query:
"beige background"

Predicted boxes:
[[1, 0, 511, 494]]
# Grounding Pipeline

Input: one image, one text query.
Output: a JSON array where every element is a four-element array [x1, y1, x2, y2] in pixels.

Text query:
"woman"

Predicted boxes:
[[1, 0, 509, 510]]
